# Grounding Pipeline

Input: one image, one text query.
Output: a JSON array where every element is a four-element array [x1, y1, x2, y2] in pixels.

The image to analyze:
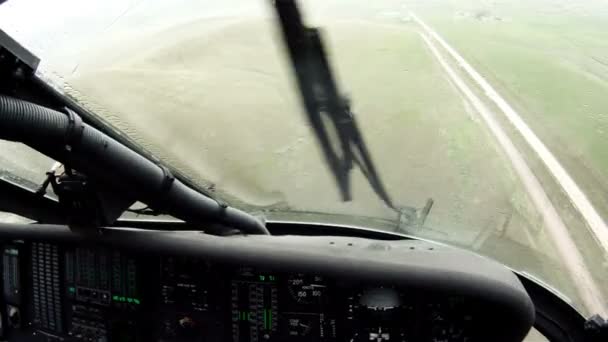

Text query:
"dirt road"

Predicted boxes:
[[411, 12, 606, 316], [409, 12, 608, 256]]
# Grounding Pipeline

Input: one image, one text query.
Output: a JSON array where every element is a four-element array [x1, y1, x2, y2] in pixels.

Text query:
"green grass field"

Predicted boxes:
[[404, 0, 608, 314], [413, 0, 608, 225]]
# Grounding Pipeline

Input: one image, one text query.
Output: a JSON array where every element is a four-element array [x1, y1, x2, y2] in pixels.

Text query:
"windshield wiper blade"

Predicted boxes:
[[272, 0, 395, 210]]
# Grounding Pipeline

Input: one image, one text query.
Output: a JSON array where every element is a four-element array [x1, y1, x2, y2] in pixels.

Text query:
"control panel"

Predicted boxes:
[[230, 270, 337, 342], [158, 256, 214, 341], [31, 242, 63, 335], [0, 240, 496, 341], [23, 242, 144, 341], [63, 245, 141, 341]]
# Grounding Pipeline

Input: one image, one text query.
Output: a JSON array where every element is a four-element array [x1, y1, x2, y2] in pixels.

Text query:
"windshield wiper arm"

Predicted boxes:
[[272, 0, 395, 209]]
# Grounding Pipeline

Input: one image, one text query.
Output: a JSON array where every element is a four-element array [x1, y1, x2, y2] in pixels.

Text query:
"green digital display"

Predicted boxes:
[[258, 275, 276, 282], [112, 295, 140, 305], [263, 309, 273, 330], [238, 311, 252, 321]]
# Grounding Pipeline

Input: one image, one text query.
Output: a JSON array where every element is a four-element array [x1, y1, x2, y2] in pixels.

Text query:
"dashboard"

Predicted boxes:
[[0, 223, 535, 342]]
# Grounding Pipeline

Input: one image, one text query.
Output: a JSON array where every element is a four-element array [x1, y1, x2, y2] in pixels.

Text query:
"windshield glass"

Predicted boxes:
[[1, 0, 607, 317]]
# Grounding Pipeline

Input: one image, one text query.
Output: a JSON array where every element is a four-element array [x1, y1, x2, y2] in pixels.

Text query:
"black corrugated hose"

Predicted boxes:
[[0, 95, 269, 235]]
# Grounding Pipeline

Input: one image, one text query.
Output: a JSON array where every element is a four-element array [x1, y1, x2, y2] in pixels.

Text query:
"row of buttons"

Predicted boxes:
[[32, 243, 62, 333]]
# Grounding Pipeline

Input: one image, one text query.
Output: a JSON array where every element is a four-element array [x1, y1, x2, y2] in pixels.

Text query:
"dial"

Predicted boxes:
[[284, 314, 315, 338], [280, 312, 336, 341], [287, 274, 327, 305]]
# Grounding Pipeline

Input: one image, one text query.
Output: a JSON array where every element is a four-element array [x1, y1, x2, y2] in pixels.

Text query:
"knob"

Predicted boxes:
[[8, 306, 20, 328]]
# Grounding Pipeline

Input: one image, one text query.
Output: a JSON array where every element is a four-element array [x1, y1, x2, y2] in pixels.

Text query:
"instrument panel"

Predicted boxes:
[[0, 238, 529, 342]]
